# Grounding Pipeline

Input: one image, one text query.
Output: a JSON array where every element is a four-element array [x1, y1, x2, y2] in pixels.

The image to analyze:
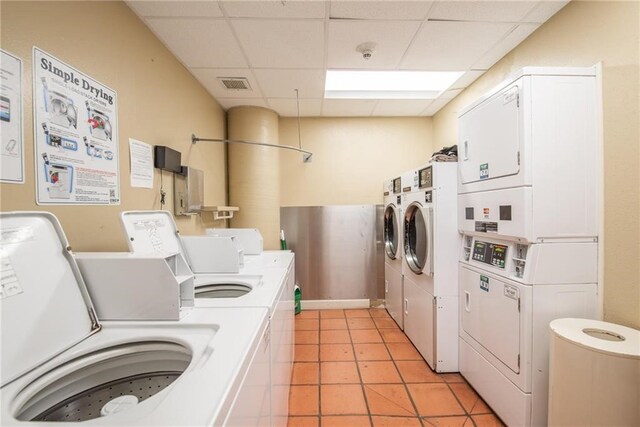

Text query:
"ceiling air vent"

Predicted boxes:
[[217, 77, 251, 91]]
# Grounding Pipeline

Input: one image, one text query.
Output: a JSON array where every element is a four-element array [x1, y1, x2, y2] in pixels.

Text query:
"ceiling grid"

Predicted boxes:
[[127, 0, 569, 117]]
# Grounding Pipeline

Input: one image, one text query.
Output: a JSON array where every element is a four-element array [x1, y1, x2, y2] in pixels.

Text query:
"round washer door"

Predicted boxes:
[[384, 204, 399, 259], [404, 202, 428, 274]]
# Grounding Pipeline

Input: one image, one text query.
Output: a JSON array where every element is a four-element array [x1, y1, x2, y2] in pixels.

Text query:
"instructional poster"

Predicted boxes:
[[129, 138, 153, 188], [33, 47, 120, 205], [0, 50, 24, 183]]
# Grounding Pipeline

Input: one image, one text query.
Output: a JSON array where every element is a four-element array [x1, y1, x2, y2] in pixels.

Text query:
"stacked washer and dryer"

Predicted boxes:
[[383, 176, 404, 328], [383, 163, 460, 373], [401, 163, 459, 373], [456, 67, 601, 426]]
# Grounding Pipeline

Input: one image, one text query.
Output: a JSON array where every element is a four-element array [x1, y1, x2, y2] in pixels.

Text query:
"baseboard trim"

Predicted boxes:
[[301, 299, 370, 310]]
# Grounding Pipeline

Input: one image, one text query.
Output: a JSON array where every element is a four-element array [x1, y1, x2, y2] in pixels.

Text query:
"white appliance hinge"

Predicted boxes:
[[517, 354, 520, 369], [517, 297, 521, 312], [264, 325, 270, 350], [516, 93, 520, 108], [88, 308, 100, 330], [517, 151, 520, 166]]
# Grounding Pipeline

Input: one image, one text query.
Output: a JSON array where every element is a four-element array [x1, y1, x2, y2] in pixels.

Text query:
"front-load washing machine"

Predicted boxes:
[[383, 176, 403, 328], [119, 210, 294, 427], [401, 162, 459, 372], [0, 212, 271, 426]]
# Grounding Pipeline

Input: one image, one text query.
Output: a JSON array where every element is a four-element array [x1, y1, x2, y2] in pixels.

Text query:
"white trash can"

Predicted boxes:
[[548, 318, 640, 426]]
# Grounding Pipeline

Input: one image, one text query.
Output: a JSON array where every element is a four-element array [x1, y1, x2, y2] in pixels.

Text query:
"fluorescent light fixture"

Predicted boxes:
[[325, 70, 464, 99]]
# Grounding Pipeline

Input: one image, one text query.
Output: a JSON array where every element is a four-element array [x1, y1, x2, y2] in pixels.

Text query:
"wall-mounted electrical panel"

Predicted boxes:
[[154, 145, 182, 174]]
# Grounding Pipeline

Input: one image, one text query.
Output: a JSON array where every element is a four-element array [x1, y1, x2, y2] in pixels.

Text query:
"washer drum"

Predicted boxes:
[[548, 318, 640, 426]]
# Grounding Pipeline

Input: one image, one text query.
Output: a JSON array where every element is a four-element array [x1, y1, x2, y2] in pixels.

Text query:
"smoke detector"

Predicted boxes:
[[217, 77, 251, 91], [356, 42, 377, 61]]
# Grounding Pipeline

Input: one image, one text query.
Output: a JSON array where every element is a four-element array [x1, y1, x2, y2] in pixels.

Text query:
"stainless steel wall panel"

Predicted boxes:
[[280, 205, 384, 301]]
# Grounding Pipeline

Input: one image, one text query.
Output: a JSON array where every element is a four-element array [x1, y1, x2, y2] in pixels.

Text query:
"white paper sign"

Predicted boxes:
[[129, 138, 153, 188], [0, 50, 25, 183], [33, 47, 120, 205]]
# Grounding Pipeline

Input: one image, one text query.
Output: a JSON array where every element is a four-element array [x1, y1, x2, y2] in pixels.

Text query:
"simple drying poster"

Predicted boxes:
[[0, 49, 25, 184], [33, 47, 120, 205]]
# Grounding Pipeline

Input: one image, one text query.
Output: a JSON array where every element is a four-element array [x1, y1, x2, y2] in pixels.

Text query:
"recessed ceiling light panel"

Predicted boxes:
[[324, 70, 463, 99]]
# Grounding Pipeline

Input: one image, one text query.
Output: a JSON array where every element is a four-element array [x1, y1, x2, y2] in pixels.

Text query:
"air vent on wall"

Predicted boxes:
[[217, 77, 251, 91]]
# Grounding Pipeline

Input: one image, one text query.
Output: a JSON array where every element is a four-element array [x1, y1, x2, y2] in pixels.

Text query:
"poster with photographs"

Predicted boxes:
[[33, 47, 120, 205], [0, 49, 24, 183]]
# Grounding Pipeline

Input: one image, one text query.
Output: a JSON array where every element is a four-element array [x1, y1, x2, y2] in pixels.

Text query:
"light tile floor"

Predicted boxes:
[[288, 308, 505, 427]]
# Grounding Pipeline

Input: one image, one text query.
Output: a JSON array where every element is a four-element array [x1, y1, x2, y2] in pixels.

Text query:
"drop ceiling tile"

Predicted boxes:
[[232, 19, 325, 68], [216, 98, 268, 110], [221, 0, 326, 18], [191, 68, 262, 99], [400, 21, 514, 70], [267, 98, 323, 117], [472, 23, 540, 70], [421, 96, 453, 116], [322, 99, 377, 117], [450, 70, 486, 89], [372, 99, 433, 116], [127, 0, 223, 18], [254, 69, 326, 98], [330, 1, 434, 20], [523, 1, 569, 23], [327, 20, 421, 69], [146, 18, 247, 67], [438, 88, 463, 100], [428, 1, 538, 22]]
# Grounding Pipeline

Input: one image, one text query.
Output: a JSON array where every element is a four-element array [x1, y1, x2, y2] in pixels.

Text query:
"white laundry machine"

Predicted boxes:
[[401, 162, 459, 372], [457, 67, 600, 426], [0, 212, 271, 426], [383, 176, 403, 328], [119, 210, 294, 427]]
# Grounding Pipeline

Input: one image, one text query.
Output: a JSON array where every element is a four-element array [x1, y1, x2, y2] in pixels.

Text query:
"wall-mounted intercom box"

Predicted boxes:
[[175, 166, 204, 215]]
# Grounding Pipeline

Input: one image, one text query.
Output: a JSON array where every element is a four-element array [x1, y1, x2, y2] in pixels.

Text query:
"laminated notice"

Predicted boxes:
[[0, 226, 34, 244], [133, 219, 166, 253], [0, 250, 23, 299]]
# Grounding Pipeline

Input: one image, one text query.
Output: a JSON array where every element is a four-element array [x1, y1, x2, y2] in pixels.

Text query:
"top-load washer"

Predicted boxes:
[[206, 227, 295, 272], [401, 162, 459, 372], [456, 67, 600, 427], [383, 176, 403, 328], [119, 210, 294, 427], [0, 211, 270, 426]]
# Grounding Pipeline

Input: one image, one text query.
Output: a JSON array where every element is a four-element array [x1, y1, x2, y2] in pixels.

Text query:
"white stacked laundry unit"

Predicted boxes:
[[383, 176, 404, 328], [457, 67, 601, 426], [401, 162, 459, 372]]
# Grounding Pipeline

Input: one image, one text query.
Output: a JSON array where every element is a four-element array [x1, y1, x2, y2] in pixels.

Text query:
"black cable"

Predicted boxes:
[[160, 170, 166, 207]]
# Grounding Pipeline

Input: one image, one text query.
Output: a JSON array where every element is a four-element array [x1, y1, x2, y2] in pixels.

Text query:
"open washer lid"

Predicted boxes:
[[120, 210, 187, 258], [0, 212, 100, 387]]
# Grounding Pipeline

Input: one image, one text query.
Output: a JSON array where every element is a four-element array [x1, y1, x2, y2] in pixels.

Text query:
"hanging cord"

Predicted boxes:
[[160, 170, 166, 207]]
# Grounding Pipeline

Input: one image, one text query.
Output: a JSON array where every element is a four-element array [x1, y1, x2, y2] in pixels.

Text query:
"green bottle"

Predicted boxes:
[[294, 284, 301, 315]]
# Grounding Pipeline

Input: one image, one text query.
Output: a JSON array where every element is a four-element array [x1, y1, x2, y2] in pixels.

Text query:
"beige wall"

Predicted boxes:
[[432, 1, 640, 329], [0, 1, 227, 251], [279, 117, 435, 206]]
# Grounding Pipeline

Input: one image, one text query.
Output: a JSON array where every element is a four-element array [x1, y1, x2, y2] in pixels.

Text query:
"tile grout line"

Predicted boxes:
[[344, 311, 375, 427], [316, 313, 321, 425], [294, 310, 496, 426], [373, 313, 425, 425]]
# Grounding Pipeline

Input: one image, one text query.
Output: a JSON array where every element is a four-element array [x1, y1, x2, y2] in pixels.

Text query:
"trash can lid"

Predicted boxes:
[[550, 318, 640, 359]]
